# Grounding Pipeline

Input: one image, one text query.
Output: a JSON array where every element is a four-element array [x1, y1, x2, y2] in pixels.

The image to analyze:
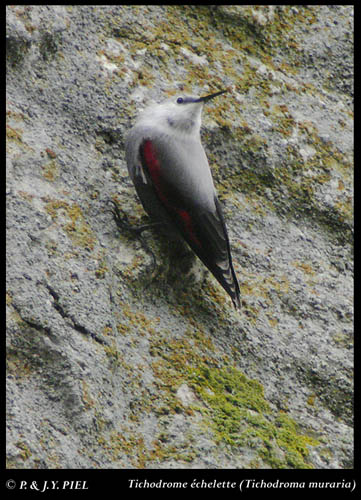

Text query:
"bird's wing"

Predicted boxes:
[[136, 135, 240, 308], [196, 198, 240, 308]]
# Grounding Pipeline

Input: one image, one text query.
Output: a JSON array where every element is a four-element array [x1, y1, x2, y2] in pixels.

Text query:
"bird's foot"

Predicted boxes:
[[108, 200, 160, 277], [108, 200, 160, 235]]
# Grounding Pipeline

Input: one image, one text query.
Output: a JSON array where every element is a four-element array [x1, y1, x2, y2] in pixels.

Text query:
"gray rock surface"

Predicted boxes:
[[6, 5, 353, 469]]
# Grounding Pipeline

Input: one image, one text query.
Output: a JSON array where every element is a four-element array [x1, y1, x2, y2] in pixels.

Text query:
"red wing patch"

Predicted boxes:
[[141, 140, 202, 249], [142, 140, 163, 196], [176, 209, 202, 248]]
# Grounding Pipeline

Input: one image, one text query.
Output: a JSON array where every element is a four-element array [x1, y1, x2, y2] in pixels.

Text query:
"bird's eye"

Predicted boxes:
[[176, 97, 184, 104]]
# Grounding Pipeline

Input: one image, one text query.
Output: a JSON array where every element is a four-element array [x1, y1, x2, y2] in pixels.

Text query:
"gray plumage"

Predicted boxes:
[[125, 91, 241, 309]]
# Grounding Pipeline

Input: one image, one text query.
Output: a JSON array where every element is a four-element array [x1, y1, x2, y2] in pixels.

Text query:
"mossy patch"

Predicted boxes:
[[144, 328, 319, 468], [44, 199, 95, 251], [41, 159, 59, 181], [187, 365, 318, 468]]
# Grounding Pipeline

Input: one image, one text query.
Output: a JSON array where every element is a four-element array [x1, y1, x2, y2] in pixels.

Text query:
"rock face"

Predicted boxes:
[[6, 5, 353, 469]]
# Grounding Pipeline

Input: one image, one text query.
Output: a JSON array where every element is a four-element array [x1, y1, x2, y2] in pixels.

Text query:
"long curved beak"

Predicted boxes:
[[196, 89, 227, 103]]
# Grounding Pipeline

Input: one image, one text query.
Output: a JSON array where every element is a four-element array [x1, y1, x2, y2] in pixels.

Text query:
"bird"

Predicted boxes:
[[124, 90, 241, 309]]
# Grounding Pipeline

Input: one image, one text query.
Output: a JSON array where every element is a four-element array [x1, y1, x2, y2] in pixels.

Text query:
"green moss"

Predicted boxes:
[[6, 124, 23, 142], [16, 441, 32, 461], [271, 105, 297, 136], [104, 341, 123, 369], [83, 294, 320, 468], [95, 258, 109, 279], [274, 414, 319, 468], [145, 328, 319, 468], [41, 159, 59, 181], [44, 200, 95, 250], [187, 366, 318, 468]]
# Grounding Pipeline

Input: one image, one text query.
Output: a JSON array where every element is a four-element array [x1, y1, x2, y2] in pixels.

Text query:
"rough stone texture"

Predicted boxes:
[[6, 5, 353, 469]]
